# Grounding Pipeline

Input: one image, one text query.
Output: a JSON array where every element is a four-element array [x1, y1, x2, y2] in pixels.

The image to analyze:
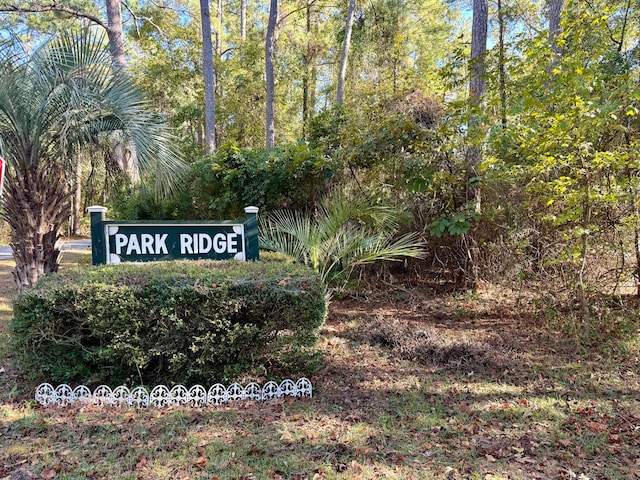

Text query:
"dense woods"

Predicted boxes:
[[2, 0, 640, 333]]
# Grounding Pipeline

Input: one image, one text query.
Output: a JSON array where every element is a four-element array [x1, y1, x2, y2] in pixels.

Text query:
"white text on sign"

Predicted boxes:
[[114, 234, 169, 255], [180, 233, 239, 254]]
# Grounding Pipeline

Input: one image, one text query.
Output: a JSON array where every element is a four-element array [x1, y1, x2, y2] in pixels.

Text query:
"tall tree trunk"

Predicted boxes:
[[105, 0, 126, 70], [463, 0, 488, 288], [240, 0, 246, 41], [302, 0, 312, 139], [106, 0, 141, 182], [497, 0, 507, 128], [336, 0, 356, 105], [2, 164, 71, 290], [216, 0, 223, 56], [467, 0, 487, 212], [265, 0, 277, 149], [200, 0, 217, 154], [549, 0, 563, 56]]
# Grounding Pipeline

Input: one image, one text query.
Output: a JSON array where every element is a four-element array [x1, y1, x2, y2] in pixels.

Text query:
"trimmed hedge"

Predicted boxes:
[[12, 258, 327, 385]]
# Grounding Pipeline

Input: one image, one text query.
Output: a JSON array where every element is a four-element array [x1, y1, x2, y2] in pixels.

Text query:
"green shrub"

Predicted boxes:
[[107, 144, 332, 222], [190, 144, 331, 219], [12, 257, 327, 386], [108, 181, 196, 221]]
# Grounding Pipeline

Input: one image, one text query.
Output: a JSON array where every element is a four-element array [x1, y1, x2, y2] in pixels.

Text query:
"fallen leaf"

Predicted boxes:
[[136, 456, 147, 470], [577, 407, 594, 416], [280, 430, 294, 443], [195, 456, 208, 467], [41, 468, 57, 479]]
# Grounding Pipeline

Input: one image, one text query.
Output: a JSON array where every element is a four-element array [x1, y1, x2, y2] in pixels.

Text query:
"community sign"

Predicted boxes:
[[88, 206, 260, 265]]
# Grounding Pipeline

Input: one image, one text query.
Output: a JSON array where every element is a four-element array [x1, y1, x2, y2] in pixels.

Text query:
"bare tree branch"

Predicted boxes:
[[277, 0, 316, 27], [121, 1, 141, 38], [147, 0, 195, 20], [0, 2, 108, 30]]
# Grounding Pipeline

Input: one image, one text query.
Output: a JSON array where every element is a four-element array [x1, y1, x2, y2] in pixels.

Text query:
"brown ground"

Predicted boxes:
[[1, 265, 639, 479]]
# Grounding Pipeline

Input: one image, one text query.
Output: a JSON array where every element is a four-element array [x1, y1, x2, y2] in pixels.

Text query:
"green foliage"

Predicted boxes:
[[430, 210, 479, 238], [11, 258, 327, 385], [260, 190, 426, 284], [0, 28, 187, 195], [191, 144, 331, 219], [485, 2, 640, 260], [107, 142, 332, 221], [108, 179, 196, 221], [346, 0, 456, 99]]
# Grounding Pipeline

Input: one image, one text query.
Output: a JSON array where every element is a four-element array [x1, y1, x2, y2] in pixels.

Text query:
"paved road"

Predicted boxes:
[[0, 240, 91, 260]]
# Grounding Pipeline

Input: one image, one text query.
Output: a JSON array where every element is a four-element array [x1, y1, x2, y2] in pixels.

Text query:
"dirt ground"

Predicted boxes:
[[1, 266, 639, 479]]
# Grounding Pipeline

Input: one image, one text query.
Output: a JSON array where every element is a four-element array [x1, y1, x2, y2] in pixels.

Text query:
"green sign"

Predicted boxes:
[[88, 206, 259, 265]]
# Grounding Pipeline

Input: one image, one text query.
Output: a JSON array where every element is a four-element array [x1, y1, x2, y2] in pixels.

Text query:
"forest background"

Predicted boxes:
[[1, 3, 640, 478], [1, 0, 640, 339]]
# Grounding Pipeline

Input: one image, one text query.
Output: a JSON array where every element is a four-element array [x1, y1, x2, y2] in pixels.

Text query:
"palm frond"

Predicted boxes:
[[260, 190, 427, 285], [0, 27, 187, 197], [260, 210, 314, 265]]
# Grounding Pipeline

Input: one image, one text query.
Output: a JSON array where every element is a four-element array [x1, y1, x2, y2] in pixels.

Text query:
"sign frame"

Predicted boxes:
[[88, 206, 260, 265]]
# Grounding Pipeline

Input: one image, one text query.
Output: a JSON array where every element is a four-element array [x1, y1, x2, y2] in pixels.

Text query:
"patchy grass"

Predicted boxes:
[[1, 258, 639, 479]]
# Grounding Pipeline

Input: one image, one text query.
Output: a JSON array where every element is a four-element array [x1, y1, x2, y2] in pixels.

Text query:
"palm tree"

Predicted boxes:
[[260, 190, 426, 285], [0, 29, 186, 289]]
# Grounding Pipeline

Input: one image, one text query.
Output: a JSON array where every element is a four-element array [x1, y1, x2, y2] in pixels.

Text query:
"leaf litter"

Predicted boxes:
[[0, 280, 639, 479]]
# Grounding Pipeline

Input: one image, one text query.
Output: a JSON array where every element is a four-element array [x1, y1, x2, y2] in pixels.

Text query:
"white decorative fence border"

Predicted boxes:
[[35, 378, 312, 408]]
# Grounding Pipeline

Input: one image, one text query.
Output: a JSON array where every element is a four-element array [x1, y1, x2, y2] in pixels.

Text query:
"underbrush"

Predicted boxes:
[[540, 294, 640, 357], [365, 317, 516, 373]]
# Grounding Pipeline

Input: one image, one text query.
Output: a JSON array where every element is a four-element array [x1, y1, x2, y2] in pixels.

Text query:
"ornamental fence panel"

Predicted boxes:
[[35, 378, 312, 408]]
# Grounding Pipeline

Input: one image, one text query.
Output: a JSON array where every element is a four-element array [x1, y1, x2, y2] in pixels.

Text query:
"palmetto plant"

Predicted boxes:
[[260, 190, 426, 284], [0, 29, 186, 289]]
